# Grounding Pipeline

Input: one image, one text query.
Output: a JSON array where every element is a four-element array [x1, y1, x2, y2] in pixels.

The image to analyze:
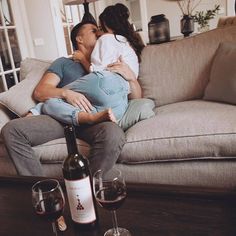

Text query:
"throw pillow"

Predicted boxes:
[[119, 98, 155, 131], [203, 42, 236, 104], [20, 57, 51, 81], [0, 66, 49, 117]]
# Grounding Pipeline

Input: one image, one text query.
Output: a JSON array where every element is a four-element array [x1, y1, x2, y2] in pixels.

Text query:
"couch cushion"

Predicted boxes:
[[139, 25, 236, 107], [119, 100, 236, 163], [20, 57, 51, 81], [217, 16, 236, 28], [203, 42, 236, 105], [33, 138, 90, 163], [0, 59, 50, 117]]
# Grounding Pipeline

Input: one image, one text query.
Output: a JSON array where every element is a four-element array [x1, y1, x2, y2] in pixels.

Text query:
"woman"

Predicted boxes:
[[30, 3, 145, 126]]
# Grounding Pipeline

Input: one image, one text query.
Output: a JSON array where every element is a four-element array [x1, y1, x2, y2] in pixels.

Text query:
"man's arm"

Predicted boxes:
[[33, 72, 64, 101], [106, 61, 142, 99], [33, 72, 93, 112]]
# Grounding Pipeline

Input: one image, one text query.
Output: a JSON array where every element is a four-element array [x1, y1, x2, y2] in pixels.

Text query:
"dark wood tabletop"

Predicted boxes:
[[1, 176, 236, 236]]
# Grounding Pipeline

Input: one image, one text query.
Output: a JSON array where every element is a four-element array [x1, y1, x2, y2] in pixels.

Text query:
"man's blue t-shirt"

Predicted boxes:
[[46, 57, 87, 88]]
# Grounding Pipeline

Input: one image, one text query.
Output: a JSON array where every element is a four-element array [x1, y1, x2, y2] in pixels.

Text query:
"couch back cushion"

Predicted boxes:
[[203, 41, 236, 104], [20, 57, 51, 81], [139, 25, 236, 107], [0, 58, 51, 117]]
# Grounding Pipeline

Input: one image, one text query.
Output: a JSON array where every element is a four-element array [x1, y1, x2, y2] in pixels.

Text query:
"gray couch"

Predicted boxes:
[[0, 22, 236, 188]]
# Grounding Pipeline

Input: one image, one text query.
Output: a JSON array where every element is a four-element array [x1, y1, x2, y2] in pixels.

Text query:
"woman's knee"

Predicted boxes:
[[1, 122, 12, 141], [42, 98, 60, 115], [1, 119, 25, 144]]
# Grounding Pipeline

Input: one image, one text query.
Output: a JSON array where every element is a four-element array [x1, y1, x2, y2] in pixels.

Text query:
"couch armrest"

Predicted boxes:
[[0, 104, 15, 131]]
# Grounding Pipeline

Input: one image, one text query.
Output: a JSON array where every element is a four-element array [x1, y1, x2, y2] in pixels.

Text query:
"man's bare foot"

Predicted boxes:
[[78, 108, 117, 124]]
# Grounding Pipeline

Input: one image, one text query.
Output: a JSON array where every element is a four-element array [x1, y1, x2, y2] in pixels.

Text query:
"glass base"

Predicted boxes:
[[104, 227, 131, 236]]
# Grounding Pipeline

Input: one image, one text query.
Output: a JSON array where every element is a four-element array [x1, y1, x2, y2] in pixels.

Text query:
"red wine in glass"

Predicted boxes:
[[93, 169, 131, 236], [32, 179, 65, 236], [35, 197, 65, 222], [95, 182, 127, 211]]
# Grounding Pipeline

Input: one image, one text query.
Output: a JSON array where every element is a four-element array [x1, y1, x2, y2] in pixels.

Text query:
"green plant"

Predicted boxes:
[[193, 5, 220, 28]]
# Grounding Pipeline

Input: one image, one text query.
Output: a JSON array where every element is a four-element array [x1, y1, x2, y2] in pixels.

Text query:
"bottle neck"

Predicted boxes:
[[64, 125, 79, 155]]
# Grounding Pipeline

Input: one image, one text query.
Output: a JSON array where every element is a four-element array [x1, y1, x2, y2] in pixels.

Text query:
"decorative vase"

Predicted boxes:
[[180, 15, 194, 37], [148, 14, 170, 44]]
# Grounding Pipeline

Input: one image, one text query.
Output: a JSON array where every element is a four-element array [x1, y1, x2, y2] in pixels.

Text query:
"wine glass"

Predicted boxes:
[[32, 179, 65, 236], [93, 168, 131, 236]]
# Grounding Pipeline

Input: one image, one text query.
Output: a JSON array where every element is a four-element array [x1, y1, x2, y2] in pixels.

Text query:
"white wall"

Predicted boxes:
[[227, 0, 235, 15], [19, 0, 232, 60], [146, 0, 227, 37], [23, 0, 61, 60], [10, 0, 35, 59], [95, 0, 228, 41]]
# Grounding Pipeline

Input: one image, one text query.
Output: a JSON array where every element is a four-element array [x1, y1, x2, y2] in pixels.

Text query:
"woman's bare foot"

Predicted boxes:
[[25, 112, 33, 117], [78, 108, 117, 124]]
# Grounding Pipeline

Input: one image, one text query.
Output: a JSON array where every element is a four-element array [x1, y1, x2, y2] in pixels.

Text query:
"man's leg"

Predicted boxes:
[[1, 115, 64, 176], [76, 122, 126, 175], [2, 117, 125, 176]]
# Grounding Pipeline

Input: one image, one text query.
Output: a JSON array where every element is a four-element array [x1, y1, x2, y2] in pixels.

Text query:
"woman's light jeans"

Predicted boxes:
[[36, 71, 129, 126]]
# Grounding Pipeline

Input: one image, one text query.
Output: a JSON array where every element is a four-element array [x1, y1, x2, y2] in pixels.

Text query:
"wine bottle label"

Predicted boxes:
[[64, 177, 96, 224]]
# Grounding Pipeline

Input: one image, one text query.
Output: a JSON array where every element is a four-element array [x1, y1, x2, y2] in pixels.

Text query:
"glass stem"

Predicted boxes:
[[111, 210, 120, 236], [52, 221, 58, 236]]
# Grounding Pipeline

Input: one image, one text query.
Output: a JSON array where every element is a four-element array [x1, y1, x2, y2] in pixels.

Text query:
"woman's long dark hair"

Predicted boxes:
[[99, 3, 145, 62]]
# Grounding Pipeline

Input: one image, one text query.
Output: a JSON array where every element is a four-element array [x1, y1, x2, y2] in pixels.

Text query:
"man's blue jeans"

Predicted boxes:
[[33, 71, 129, 126]]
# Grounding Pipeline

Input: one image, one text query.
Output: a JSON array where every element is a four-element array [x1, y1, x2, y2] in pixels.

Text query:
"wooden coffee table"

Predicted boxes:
[[1, 176, 236, 236]]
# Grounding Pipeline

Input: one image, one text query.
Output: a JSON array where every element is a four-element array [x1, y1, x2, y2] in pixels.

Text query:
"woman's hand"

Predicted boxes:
[[72, 50, 91, 72], [72, 50, 86, 62], [106, 57, 136, 82], [106, 57, 142, 99]]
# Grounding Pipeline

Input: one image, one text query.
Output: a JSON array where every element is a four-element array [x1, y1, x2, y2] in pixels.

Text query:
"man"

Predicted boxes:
[[1, 21, 141, 176]]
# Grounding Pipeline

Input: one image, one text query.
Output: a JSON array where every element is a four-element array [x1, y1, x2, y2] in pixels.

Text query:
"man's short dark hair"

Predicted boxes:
[[70, 21, 97, 50]]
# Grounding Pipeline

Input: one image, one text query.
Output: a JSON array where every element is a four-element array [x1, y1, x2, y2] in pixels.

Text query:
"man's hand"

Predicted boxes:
[[62, 89, 93, 113]]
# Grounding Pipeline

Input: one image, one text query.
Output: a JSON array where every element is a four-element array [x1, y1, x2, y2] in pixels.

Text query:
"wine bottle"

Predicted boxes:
[[63, 125, 98, 229]]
